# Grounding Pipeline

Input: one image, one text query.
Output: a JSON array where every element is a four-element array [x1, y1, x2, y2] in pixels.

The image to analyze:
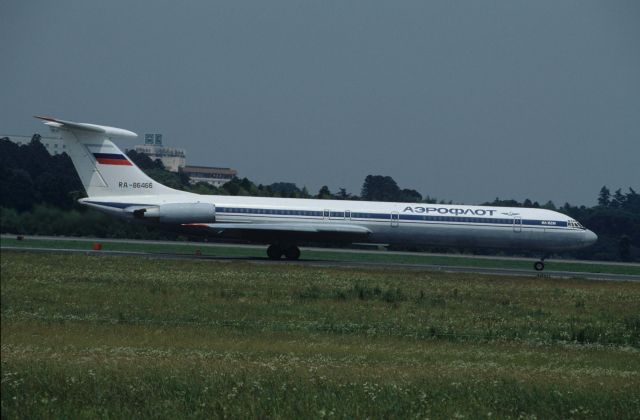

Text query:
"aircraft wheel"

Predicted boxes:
[[534, 261, 545, 271], [284, 245, 301, 260], [267, 244, 282, 259]]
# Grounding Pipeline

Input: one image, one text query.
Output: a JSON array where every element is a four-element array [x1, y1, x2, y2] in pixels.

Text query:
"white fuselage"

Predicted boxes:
[[82, 193, 597, 252]]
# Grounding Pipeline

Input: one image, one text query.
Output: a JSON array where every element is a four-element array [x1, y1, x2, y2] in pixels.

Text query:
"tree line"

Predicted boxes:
[[1, 136, 638, 261]]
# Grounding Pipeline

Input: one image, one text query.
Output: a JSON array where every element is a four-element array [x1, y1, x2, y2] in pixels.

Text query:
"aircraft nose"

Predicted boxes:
[[584, 230, 598, 246]]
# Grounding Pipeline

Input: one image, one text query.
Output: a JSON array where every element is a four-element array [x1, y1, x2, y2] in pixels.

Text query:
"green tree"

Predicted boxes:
[[269, 182, 304, 198], [0, 168, 35, 211], [399, 189, 422, 203], [317, 185, 332, 199], [598, 186, 611, 207], [611, 188, 626, 208], [0, 137, 83, 210], [618, 235, 631, 261], [335, 188, 353, 200], [361, 175, 401, 202], [126, 150, 164, 170], [483, 197, 522, 207], [189, 182, 219, 195]]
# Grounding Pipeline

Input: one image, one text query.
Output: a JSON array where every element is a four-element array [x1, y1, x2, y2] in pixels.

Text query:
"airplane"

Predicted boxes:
[[36, 116, 597, 271]]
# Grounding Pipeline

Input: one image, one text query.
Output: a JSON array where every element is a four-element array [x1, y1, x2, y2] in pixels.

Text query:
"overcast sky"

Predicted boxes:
[[1, 1, 638, 205]]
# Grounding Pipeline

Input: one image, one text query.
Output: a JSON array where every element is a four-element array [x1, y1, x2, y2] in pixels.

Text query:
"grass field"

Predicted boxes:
[[2, 236, 639, 275], [2, 251, 639, 418]]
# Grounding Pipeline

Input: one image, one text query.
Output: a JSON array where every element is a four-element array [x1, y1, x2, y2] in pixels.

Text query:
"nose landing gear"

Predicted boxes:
[[266, 244, 301, 260], [534, 253, 551, 271]]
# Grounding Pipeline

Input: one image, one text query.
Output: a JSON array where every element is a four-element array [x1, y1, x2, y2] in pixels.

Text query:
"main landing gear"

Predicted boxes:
[[534, 254, 551, 271], [266, 244, 301, 260]]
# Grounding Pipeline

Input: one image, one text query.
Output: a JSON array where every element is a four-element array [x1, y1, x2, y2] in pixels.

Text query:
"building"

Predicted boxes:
[[2, 134, 66, 155], [133, 133, 186, 172], [181, 165, 237, 187]]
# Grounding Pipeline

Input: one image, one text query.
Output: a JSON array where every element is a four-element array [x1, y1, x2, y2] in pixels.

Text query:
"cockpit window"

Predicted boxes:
[[568, 220, 585, 230]]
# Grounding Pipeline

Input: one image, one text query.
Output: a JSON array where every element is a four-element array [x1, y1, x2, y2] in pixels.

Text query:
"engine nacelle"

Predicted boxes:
[[126, 203, 216, 224]]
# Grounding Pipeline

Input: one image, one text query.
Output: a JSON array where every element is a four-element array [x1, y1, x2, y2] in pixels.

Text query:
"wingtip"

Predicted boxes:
[[34, 115, 57, 122]]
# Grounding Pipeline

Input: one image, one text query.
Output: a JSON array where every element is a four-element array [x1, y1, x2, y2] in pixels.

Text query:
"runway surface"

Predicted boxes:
[[4, 234, 639, 267], [3, 245, 639, 282]]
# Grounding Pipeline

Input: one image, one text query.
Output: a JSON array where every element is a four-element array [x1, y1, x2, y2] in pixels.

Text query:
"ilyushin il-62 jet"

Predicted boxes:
[[36, 116, 597, 271]]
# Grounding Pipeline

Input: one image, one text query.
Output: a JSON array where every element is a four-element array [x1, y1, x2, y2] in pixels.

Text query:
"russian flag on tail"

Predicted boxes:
[[93, 153, 132, 166]]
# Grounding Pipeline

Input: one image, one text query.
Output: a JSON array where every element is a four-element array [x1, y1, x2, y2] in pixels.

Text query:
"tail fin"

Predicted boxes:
[[35, 116, 180, 197]]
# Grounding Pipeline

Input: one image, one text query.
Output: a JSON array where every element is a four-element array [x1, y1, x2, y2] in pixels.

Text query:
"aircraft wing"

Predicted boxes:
[[182, 222, 372, 243]]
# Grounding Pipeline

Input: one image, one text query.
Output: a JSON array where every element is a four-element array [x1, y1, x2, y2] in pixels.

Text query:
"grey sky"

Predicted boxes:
[[1, 1, 639, 206]]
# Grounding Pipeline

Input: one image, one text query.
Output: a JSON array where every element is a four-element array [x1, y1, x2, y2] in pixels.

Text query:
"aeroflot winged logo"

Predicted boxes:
[[403, 206, 498, 216], [501, 211, 520, 217], [93, 153, 132, 166]]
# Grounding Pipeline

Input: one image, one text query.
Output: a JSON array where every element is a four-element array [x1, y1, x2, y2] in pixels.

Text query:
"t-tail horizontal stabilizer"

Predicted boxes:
[[35, 116, 138, 138]]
